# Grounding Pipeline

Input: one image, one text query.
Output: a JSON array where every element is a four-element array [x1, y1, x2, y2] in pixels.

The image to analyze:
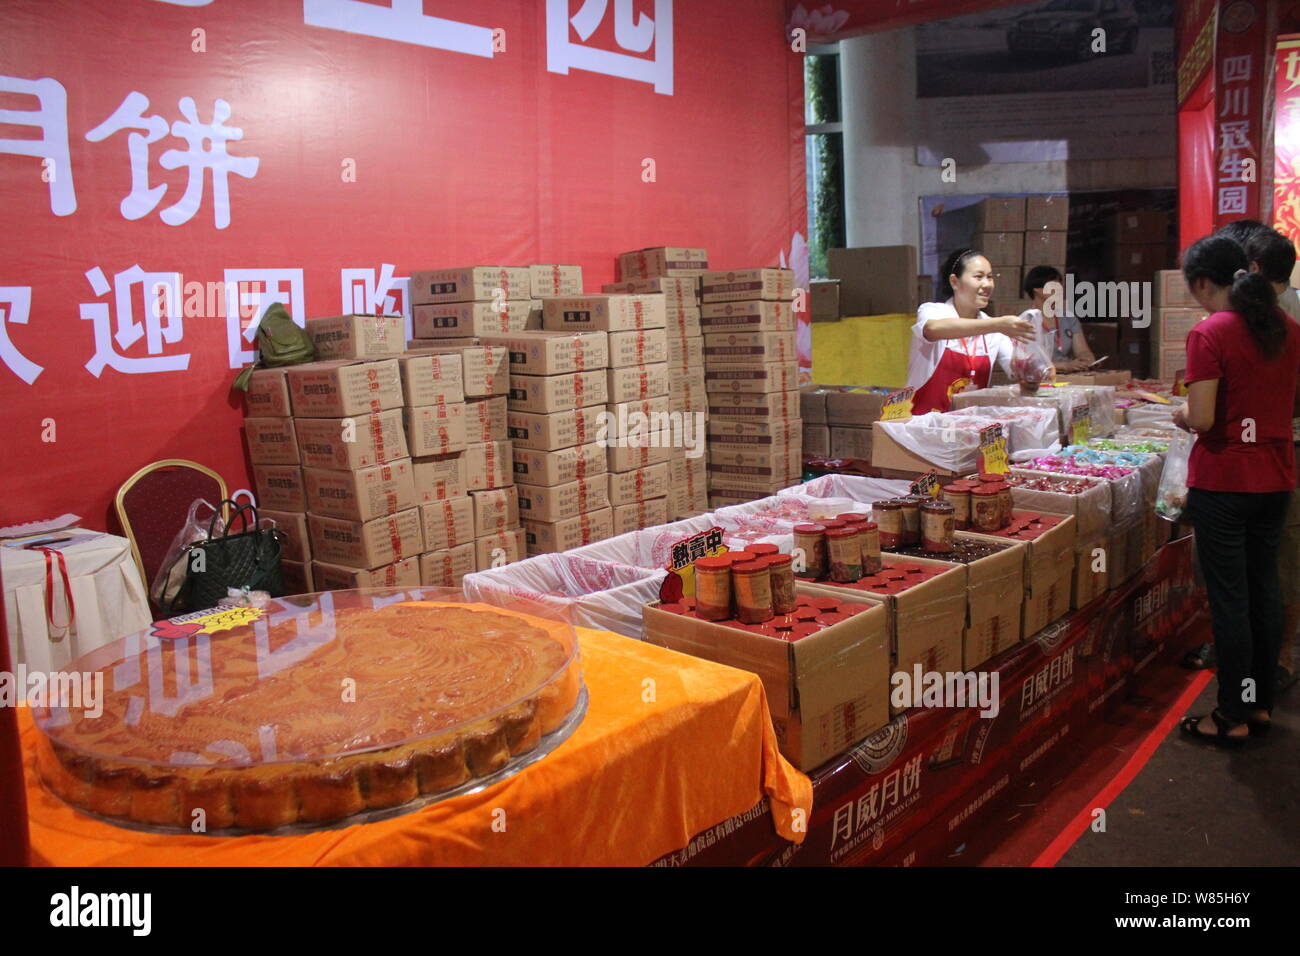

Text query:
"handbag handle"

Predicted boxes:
[[206, 499, 258, 539]]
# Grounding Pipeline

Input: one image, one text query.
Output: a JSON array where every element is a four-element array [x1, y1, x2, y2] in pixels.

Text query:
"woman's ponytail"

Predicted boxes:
[[1183, 235, 1284, 358]]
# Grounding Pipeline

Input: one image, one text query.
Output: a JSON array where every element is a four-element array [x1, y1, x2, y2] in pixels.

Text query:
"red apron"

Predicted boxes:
[[912, 343, 991, 415]]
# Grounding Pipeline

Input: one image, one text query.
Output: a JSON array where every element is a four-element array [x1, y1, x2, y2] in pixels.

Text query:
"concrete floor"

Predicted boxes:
[[1060, 676, 1300, 867]]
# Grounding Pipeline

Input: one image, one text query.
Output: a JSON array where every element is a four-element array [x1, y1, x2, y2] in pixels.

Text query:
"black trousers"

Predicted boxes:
[[1186, 488, 1291, 723]]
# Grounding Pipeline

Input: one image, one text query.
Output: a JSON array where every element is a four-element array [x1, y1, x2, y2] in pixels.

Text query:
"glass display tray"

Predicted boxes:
[[32, 588, 585, 835]]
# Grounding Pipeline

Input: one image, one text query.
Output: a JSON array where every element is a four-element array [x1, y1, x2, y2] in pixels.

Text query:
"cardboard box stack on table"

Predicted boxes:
[[403, 267, 528, 581], [269, 314, 421, 591], [607, 249, 709, 520], [1153, 269, 1203, 380], [699, 267, 800, 507]]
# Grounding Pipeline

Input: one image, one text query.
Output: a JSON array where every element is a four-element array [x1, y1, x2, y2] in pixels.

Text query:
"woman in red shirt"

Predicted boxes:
[[1175, 235, 1300, 746]]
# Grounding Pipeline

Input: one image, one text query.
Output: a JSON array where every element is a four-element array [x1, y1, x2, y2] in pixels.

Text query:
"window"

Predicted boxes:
[[805, 49, 845, 279]]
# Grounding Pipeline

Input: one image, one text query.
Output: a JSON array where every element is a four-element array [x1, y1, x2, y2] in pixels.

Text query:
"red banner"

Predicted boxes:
[[0, 0, 807, 530], [1273, 35, 1300, 246], [1212, 0, 1268, 228], [784, 1, 1029, 42]]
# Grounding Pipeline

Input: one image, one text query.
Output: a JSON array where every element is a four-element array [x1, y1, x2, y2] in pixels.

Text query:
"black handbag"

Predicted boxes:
[[171, 500, 284, 613]]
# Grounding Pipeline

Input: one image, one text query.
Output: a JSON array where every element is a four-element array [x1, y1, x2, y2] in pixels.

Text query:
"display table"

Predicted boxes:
[[2, 530, 151, 673], [19, 627, 811, 866]]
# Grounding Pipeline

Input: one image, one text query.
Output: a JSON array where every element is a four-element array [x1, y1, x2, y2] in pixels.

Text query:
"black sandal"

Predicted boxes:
[[1179, 709, 1249, 748], [1247, 709, 1273, 738], [1180, 642, 1216, 670]]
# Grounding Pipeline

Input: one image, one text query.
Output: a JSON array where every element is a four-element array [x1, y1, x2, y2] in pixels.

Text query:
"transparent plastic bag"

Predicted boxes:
[[149, 498, 222, 608], [1010, 338, 1053, 394], [1155, 430, 1194, 522]]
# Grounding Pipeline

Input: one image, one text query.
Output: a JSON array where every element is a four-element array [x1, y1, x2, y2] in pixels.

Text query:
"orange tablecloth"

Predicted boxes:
[[20, 627, 812, 866]]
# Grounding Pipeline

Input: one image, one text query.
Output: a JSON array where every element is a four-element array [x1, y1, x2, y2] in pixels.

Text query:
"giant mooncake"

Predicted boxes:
[[33, 593, 583, 832]]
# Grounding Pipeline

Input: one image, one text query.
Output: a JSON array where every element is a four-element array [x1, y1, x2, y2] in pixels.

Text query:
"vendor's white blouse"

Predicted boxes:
[[906, 299, 1015, 391]]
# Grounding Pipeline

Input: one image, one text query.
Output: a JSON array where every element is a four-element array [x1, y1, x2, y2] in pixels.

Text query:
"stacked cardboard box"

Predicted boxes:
[[243, 366, 313, 593], [1106, 211, 1170, 283], [283, 315, 424, 591], [409, 265, 534, 341], [824, 389, 887, 462], [699, 268, 800, 506], [1153, 269, 1203, 380]]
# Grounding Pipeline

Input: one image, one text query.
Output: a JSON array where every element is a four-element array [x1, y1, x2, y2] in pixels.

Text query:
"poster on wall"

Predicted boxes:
[[1273, 35, 1300, 268], [913, 0, 1177, 166], [0, 0, 808, 531]]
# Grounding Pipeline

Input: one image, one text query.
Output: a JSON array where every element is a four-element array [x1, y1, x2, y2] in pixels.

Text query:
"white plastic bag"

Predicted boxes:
[[150, 498, 222, 608], [1155, 430, 1194, 522]]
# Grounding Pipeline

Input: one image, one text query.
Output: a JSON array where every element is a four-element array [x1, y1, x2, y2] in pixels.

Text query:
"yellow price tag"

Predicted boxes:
[[881, 386, 915, 421], [978, 424, 1009, 474], [1070, 404, 1091, 445]]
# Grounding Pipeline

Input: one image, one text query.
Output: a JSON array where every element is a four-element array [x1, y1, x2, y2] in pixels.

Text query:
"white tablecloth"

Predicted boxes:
[[2, 530, 152, 672]]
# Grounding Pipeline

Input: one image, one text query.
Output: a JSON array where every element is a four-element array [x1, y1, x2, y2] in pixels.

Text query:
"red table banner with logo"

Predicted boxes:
[[0, 0, 808, 530]]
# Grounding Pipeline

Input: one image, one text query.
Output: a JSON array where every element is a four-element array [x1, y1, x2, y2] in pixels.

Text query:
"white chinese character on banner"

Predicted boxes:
[[0, 75, 76, 216], [1219, 86, 1250, 118], [303, 0, 495, 57], [830, 801, 852, 850], [1218, 150, 1249, 183], [1285, 49, 1300, 93], [1222, 54, 1253, 84], [87, 93, 258, 228], [341, 264, 412, 342], [223, 268, 306, 368], [1218, 119, 1253, 152], [547, 0, 674, 95], [1218, 186, 1248, 216], [85, 92, 170, 221], [0, 287, 42, 385], [901, 754, 922, 797], [81, 265, 188, 376]]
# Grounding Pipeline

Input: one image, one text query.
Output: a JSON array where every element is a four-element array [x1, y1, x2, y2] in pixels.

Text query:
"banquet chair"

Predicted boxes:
[[115, 459, 227, 617]]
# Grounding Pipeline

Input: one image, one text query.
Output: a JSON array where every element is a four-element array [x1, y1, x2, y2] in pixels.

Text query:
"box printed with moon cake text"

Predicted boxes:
[[244, 367, 293, 417], [507, 369, 608, 414], [607, 430, 675, 473], [506, 405, 604, 451], [529, 264, 584, 298], [286, 359, 403, 418], [699, 268, 795, 303], [412, 345, 508, 397], [409, 266, 531, 304], [541, 294, 667, 332], [396, 350, 464, 407], [704, 361, 800, 394], [295, 409, 408, 470], [312, 557, 420, 591], [418, 495, 475, 552], [606, 362, 669, 403], [617, 247, 709, 280], [602, 275, 698, 306], [307, 314, 404, 360], [607, 328, 668, 368], [308, 507, 423, 570], [699, 299, 795, 332], [470, 486, 521, 536], [253, 464, 306, 511], [412, 301, 531, 339], [411, 452, 466, 504], [665, 329, 705, 368], [515, 476, 609, 523], [259, 508, 309, 564], [463, 440, 513, 491], [524, 507, 614, 555], [304, 458, 416, 522], [607, 462, 670, 506], [708, 389, 800, 422], [475, 528, 527, 569], [402, 402, 468, 458], [420, 542, 476, 587], [703, 330, 798, 365], [464, 395, 508, 443], [477, 330, 609, 375], [245, 417, 300, 465], [612, 497, 669, 534], [513, 442, 607, 487]]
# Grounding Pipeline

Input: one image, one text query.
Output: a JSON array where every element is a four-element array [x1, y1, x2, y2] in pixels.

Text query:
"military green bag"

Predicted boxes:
[[232, 302, 317, 391]]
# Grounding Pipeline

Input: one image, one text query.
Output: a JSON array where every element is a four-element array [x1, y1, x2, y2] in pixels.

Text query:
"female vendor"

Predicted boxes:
[[906, 249, 1038, 413], [1020, 265, 1097, 372]]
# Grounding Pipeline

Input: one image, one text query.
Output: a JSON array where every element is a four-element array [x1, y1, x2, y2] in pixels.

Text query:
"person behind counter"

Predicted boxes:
[[1173, 235, 1300, 746], [906, 249, 1037, 414], [1019, 265, 1097, 373]]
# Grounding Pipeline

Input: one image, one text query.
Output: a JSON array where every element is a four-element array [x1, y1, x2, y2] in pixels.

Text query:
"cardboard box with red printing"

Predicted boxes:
[[453, 493, 505, 550], [803, 424, 831, 458], [708, 389, 800, 421], [601, 276, 698, 306], [295, 409, 408, 470], [702, 330, 797, 365], [419, 494, 474, 552], [465, 395, 507, 442], [605, 362, 669, 403], [412, 345, 507, 397], [244, 368, 292, 418], [412, 301, 529, 339], [409, 266, 530, 304], [419, 543, 476, 587], [602, 396, 673, 439], [506, 405, 604, 451], [607, 433, 676, 472], [411, 453, 466, 504], [541, 294, 667, 333], [464, 440, 512, 491], [515, 476, 608, 523], [475, 528, 527, 569], [396, 351, 464, 407], [699, 300, 794, 332], [286, 359, 403, 418], [308, 314, 404, 360], [523, 507, 614, 554], [308, 507, 423, 569], [707, 416, 801, 445], [612, 497, 668, 534], [1023, 231, 1067, 266], [607, 328, 668, 368], [312, 557, 420, 591], [529, 264, 584, 298], [477, 330, 609, 375], [665, 331, 704, 367], [1156, 308, 1206, 345], [402, 402, 468, 457], [607, 462, 670, 506], [304, 458, 416, 522], [617, 247, 709, 280], [643, 593, 890, 771], [699, 268, 795, 303], [704, 361, 799, 394], [280, 559, 313, 596], [665, 304, 702, 338], [512, 442, 607, 487], [261, 508, 309, 563], [507, 369, 607, 413], [253, 465, 306, 511], [708, 441, 801, 473], [706, 457, 794, 488], [1155, 269, 1198, 308], [245, 417, 300, 465]]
